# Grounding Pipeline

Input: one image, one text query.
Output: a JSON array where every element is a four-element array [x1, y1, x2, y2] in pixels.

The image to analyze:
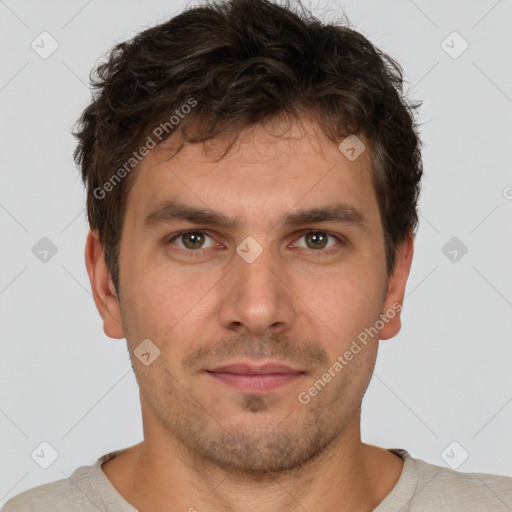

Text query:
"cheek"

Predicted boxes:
[[123, 262, 222, 342], [301, 268, 383, 337]]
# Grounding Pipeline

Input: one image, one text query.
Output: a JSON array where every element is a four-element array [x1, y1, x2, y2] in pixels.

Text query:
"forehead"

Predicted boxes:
[[124, 120, 380, 232]]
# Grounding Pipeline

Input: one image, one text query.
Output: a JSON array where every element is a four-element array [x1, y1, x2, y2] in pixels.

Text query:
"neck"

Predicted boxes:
[[102, 409, 403, 512]]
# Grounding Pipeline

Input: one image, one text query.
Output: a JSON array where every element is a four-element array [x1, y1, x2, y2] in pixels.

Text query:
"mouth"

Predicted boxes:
[[205, 361, 306, 393]]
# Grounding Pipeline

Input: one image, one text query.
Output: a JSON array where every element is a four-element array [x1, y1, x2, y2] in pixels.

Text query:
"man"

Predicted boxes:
[[4, 0, 511, 510]]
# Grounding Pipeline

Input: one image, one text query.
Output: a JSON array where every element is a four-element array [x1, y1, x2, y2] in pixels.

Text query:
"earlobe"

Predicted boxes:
[[84, 230, 125, 339], [379, 233, 414, 341]]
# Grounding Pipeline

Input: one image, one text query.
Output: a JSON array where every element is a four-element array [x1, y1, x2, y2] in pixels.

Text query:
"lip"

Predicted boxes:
[[206, 361, 306, 393], [208, 362, 303, 374]]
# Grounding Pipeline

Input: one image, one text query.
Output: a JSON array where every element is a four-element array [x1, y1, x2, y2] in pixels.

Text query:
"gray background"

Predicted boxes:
[[1, 0, 511, 506]]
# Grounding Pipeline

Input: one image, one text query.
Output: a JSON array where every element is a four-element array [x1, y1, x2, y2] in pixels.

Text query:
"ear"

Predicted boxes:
[[379, 232, 414, 340], [84, 230, 125, 339]]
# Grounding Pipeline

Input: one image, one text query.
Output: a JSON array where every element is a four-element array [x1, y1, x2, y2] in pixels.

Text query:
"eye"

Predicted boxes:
[[165, 229, 346, 258], [168, 231, 217, 251], [293, 231, 344, 254]]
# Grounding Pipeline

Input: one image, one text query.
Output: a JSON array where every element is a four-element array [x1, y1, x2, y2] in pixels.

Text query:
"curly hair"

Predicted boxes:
[[72, 0, 423, 296]]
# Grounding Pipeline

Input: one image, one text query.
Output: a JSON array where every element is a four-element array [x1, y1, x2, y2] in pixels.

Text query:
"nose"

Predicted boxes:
[[217, 244, 296, 336]]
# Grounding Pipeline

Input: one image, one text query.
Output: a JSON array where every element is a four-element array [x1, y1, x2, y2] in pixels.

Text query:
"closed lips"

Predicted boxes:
[[207, 363, 305, 375]]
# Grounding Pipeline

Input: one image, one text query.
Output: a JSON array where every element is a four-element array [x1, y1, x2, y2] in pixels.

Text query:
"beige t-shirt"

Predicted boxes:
[[3, 447, 512, 511]]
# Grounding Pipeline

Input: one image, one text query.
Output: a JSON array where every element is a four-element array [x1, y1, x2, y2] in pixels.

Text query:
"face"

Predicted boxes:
[[87, 117, 413, 475]]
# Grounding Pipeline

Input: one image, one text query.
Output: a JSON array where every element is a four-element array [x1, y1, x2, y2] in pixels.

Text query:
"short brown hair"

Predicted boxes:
[[73, 0, 423, 296]]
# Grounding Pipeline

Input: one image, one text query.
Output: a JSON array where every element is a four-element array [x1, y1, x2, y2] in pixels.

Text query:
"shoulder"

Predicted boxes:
[[2, 467, 90, 512], [2, 448, 134, 512], [410, 453, 512, 511]]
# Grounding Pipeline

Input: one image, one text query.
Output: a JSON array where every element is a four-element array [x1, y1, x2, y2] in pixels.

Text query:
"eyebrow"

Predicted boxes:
[[142, 200, 369, 233]]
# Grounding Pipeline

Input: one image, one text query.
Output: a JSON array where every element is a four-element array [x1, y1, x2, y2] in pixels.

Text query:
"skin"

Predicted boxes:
[[85, 116, 414, 512]]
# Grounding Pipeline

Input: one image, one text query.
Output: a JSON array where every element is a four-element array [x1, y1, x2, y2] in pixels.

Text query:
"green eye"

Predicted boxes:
[[166, 229, 345, 258], [295, 231, 341, 252], [169, 231, 216, 251]]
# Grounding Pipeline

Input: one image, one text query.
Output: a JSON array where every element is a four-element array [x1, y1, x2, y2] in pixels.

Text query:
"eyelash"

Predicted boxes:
[[166, 230, 346, 258]]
